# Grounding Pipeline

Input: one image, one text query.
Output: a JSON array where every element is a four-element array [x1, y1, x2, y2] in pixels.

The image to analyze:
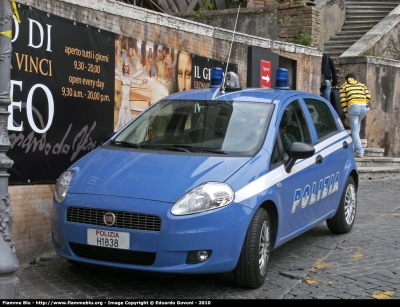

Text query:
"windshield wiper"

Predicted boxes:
[[110, 140, 142, 148], [110, 141, 226, 154], [194, 148, 228, 154], [171, 145, 191, 152]]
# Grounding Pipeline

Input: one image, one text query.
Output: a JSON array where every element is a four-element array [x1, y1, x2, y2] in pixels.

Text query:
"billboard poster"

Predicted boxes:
[[10, 3, 115, 184], [192, 54, 238, 90], [113, 38, 177, 129], [9, 4, 239, 185], [113, 39, 238, 127]]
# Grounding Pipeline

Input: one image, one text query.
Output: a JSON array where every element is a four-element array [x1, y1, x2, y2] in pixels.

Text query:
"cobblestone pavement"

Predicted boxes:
[[15, 177, 400, 300]]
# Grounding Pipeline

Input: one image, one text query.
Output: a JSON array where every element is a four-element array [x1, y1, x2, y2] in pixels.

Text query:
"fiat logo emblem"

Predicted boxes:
[[104, 212, 116, 226]]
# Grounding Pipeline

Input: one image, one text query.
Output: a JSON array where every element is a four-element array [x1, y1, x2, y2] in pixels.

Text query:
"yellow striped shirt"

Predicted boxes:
[[339, 78, 370, 118]]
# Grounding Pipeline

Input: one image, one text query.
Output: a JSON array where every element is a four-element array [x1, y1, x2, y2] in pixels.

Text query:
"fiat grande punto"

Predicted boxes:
[[51, 70, 358, 289]]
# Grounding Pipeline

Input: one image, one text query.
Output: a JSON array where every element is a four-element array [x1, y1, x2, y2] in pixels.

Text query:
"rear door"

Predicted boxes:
[[302, 96, 350, 217]]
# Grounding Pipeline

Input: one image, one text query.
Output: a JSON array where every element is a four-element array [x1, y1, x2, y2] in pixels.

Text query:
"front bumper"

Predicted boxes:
[[51, 193, 253, 274]]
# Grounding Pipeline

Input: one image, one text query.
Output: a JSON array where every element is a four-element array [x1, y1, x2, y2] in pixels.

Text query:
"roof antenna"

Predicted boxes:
[[220, 4, 240, 94]]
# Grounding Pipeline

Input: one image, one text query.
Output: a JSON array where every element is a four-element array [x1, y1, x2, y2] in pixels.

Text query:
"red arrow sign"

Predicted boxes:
[[260, 60, 271, 88]]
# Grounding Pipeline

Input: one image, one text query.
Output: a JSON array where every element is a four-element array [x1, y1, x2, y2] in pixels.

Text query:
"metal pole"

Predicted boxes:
[[220, 4, 240, 94], [0, 0, 20, 299]]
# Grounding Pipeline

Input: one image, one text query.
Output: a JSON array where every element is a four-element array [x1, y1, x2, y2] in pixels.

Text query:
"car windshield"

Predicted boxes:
[[113, 99, 274, 156]]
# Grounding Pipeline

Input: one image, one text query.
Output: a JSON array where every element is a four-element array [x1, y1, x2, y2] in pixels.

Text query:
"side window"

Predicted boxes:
[[279, 100, 312, 154], [304, 98, 338, 140]]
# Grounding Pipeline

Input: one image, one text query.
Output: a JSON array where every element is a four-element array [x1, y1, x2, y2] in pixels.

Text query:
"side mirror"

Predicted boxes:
[[284, 142, 315, 173]]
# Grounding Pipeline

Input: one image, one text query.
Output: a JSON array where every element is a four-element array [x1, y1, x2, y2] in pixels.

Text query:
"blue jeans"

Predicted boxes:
[[348, 104, 368, 154], [321, 79, 331, 101]]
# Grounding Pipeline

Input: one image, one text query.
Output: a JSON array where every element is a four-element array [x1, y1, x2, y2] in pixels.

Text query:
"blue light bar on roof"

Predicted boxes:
[[210, 67, 223, 88], [275, 68, 289, 90]]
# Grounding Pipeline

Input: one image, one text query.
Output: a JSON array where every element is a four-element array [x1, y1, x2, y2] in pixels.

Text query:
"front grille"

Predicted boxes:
[[69, 242, 156, 266], [66, 207, 162, 232]]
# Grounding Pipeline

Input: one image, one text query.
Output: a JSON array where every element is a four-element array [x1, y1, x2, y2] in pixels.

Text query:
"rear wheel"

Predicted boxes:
[[233, 207, 271, 289], [327, 176, 357, 234]]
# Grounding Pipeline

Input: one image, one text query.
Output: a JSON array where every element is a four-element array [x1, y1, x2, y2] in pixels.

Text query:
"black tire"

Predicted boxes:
[[233, 207, 271, 289], [326, 176, 357, 234]]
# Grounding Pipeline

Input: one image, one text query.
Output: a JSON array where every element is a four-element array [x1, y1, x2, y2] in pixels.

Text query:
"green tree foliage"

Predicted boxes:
[[194, 0, 215, 19]]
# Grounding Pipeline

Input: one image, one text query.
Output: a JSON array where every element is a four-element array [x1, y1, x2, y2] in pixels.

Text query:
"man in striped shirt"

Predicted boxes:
[[339, 73, 370, 158]]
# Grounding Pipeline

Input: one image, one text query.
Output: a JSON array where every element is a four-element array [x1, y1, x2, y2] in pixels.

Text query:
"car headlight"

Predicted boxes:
[[54, 170, 74, 203], [171, 182, 234, 216]]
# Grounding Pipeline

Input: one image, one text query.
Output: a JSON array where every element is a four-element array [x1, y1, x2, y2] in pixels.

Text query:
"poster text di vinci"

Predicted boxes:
[[8, 4, 114, 184]]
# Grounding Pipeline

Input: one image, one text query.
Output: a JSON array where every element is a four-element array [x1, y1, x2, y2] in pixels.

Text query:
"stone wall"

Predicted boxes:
[[342, 5, 400, 60], [9, 185, 54, 263], [337, 56, 400, 157], [175, 4, 281, 42], [370, 24, 400, 60], [176, 0, 346, 49], [337, 5, 400, 157], [11, 0, 321, 262], [314, 0, 345, 48], [278, 2, 320, 47]]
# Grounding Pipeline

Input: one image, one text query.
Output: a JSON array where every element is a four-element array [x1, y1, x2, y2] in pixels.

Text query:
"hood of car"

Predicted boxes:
[[67, 147, 251, 203]]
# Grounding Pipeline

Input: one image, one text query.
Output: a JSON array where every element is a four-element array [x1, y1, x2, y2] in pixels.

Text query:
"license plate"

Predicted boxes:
[[87, 228, 130, 249]]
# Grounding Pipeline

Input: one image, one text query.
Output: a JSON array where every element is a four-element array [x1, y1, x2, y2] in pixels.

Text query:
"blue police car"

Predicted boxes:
[[51, 69, 358, 289]]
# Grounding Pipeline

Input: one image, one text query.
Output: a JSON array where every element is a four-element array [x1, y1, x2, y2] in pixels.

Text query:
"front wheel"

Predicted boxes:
[[233, 207, 271, 289], [326, 176, 357, 234]]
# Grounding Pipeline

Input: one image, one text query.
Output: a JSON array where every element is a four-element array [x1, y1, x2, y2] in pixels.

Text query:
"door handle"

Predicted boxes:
[[343, 141, 348, 149]]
